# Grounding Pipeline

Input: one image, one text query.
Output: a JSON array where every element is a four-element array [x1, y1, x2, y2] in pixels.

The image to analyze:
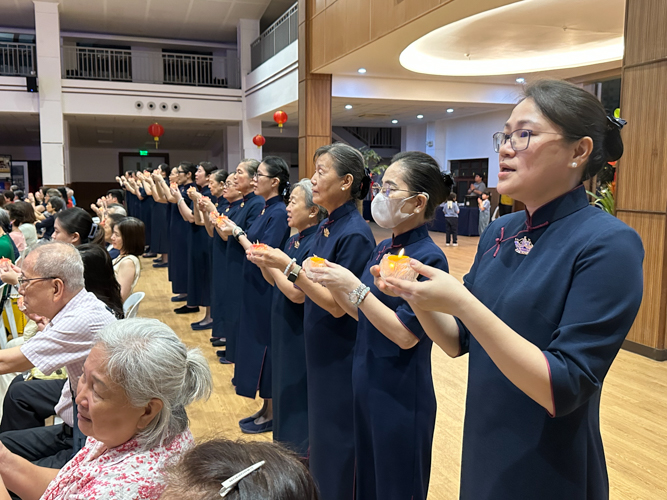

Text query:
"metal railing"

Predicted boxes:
[[62, 46, 240, 88], [343, 127, 400, 149], [0, 42, 36, 77], [250, 2, 298, 71]]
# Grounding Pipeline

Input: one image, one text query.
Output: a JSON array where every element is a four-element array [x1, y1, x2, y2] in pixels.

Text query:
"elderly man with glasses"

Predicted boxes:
[[0, 242, 116, 469]]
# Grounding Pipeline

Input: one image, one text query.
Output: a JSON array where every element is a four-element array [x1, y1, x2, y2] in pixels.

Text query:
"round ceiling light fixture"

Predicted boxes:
[[399, 0, 624, 76], [345, 104, 353, 110], [357, 68, 367, 74]]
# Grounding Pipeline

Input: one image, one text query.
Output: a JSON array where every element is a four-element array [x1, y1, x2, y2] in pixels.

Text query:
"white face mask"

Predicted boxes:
[[371, 192, 416, 229]]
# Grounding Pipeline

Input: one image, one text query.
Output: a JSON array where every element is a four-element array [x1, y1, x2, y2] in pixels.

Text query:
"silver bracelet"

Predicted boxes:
[[283, 258, 297, 276], [356, 286, 371, 307]]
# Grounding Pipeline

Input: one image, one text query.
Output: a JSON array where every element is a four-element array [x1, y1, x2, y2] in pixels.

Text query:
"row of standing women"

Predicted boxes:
[[118, 79, 644, 500]]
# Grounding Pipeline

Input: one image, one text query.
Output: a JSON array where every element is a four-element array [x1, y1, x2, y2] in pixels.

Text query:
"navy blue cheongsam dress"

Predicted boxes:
[[235, 195, 290, 399], [168, 183, 194, 294], [211, 198, 243, 340], [354, 224, 448, 500], [186, 186, 216, 308], [150, 198, 170, 255], [303, 201, 375, 500], [271, 223, 318, 458], [457, 185, 644, 500], [138, 187, 153, 248], [223, 192, 264, 363]]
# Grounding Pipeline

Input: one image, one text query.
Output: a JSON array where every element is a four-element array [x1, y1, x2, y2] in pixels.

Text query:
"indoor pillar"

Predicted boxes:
[[297, 0, 332, 179], [237, 19, 262, 161], [616, 0, 667, 360], [34, 1, 66, 186]]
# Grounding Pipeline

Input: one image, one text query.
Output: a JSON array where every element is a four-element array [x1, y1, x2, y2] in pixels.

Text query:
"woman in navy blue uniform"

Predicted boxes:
[[165, 162, 197, 303], [384, 80, 644, 500], [178, 161, 217, 328], [223, 157, 291, 434], [310, 152, 451, 500], [204, 173, 242, 345], [217, 159, 263, 365], [136, 170, 154, 255], [145, 164, 170, 268], [248, 178, 327, 456], [256, 144, 375, 499]]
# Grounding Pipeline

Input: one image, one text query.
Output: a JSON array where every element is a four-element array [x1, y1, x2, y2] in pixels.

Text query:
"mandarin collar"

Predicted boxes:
[[264, 195, 283, 208], [524, 184, 589, 230], [327, 201, 357, 223], [242, 192, 256, 202], [391, 224, 430, 248], [230, 198, 243, 207], [299, 224, 318, 239]]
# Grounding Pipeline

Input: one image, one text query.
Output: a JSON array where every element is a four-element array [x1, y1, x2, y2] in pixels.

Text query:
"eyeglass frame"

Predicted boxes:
[[253, 172, 276, 180], [372, 184, 428, 200], [17, 276, 58, 289], [492, 129, 561, 153]]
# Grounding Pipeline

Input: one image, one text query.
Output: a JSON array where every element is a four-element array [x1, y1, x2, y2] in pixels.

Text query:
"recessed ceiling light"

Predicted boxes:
[[447, 108, 454, 113], [417, 114, 424, 119], [357, 68, 367, 74], [391, 119, 398, 124], [516, 77, 525, 84], [345, 104, 353, 110]]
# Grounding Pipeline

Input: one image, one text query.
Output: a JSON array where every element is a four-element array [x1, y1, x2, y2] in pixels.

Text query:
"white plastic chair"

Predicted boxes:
[[123, 292, 145, 319]]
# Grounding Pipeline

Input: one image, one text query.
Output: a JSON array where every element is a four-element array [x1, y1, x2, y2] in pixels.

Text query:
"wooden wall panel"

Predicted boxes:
[[617, 212, 667, 350], [344, 0, 372, 54], [309, 0, 326, 19], [310, 12, 326, 71], [615, 62, 667, 213], [624, 0, 667, 66], [324, 0, 347, 62]]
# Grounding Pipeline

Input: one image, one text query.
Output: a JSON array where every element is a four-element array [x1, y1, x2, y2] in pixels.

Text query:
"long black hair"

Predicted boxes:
[[77, 243, 124, 318]]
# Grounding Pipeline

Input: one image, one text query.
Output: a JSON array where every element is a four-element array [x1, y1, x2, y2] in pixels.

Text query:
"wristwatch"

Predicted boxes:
[[348, 283, 371, 307], [287, 264, 301, 283], [232, 227, 246, 241]]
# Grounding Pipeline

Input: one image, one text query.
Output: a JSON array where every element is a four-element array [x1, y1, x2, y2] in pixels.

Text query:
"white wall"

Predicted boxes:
[[69, 147, 222, 182], [444, 109, 509, 187]]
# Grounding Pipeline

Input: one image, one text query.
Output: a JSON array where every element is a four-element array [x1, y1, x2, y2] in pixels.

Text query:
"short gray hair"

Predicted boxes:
[[95, 318, 213, 451], [28, 241, 85, 292], [106, 204, 127, 216], [0, 208, 10, 233], [292, 179, 328, 222]]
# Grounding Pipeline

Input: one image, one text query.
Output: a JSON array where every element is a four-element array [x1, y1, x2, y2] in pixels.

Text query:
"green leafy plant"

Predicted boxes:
[[586, 183, 615, 215], [362, 149, 385, 175]]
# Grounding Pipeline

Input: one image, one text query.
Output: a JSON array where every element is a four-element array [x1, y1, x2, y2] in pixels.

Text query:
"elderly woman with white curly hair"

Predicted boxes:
[[0, 318, 212, 500]]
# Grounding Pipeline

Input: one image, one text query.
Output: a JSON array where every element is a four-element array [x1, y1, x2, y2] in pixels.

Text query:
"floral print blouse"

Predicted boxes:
[[41, 430, 194, 500]]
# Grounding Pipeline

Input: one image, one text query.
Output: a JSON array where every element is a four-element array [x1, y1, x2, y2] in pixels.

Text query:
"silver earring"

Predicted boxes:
[[570, 162, 578, 168], [342, 187, 346, 191]]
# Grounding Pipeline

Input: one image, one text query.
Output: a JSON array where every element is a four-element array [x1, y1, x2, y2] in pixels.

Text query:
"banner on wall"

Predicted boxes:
[[0, 155, 10, 175]]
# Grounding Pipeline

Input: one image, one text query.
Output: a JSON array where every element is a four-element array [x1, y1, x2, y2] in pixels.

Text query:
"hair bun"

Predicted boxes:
[[604, 116, 625, 162], [358, 175, 372, 199]]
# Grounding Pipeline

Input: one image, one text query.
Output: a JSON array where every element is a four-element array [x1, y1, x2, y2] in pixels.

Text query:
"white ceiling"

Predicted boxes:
[[0, 113, 40, 147], [0, 0, 275, 43]]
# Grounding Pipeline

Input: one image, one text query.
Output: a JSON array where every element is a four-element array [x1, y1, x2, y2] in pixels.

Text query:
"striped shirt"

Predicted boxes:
[[21, 289, 116, 427]]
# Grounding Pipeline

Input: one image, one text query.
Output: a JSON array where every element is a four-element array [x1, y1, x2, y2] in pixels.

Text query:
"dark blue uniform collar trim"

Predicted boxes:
[[327, 201, 357, 223], [525, 184, 589, 229], [298, 224, 319, 239], [264, 195, 282, 208], [230, 199, 243, 207], [391, 224, 430, 248], [242, 192, 257, 202]]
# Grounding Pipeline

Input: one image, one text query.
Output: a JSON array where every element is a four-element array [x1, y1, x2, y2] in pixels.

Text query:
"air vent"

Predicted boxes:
[[147, 102, 156, 110]]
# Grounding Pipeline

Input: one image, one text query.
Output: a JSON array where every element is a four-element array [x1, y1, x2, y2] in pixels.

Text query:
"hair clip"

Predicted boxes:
[[607, 115, 627, 130], [219, 460, 265, 497], [88, 222, 99, 239]]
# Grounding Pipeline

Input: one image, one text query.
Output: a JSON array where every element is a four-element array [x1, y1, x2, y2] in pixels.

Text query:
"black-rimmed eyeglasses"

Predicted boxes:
[[253, 172, 275, 180], [493, 129, 560, 153]]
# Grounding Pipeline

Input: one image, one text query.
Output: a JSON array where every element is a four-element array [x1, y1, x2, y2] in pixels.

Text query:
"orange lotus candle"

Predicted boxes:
[[309, 256, 325, 267], [379, 249, 417, 281], [251, 243, 268, 251]]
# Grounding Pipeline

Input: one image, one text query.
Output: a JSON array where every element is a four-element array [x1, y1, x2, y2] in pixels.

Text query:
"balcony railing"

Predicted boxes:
[[0, 42, 36, 77], [343, 127, 401, 149], [62, 46, 240, 89], [250, 2, 298, 71]]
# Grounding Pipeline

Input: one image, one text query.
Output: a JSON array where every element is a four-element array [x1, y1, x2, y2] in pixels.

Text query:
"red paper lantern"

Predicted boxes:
[[273, 110, 288, 132], [252, 134, 266, 148], [148, 122, 164, 148]]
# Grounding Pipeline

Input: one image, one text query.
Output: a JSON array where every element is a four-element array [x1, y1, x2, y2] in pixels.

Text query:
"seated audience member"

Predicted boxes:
[[2, 191, 14, 205], [0, 243, 124, 433], [103, 212, 126, 259], [52, 207, 105, 246], [106, 188, 125, 205], [35, 196, 64, 240], [7, 202, 37, 251], [0, 318, 212, 500], [106, 203, 127, 216], [111, 217, 145, 302], [0, 210, 16, 262], [163, 439, 319, 500], [0, 242, 116, 467], [12, 191, 23, 202], [66, 188, 75, 207]]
